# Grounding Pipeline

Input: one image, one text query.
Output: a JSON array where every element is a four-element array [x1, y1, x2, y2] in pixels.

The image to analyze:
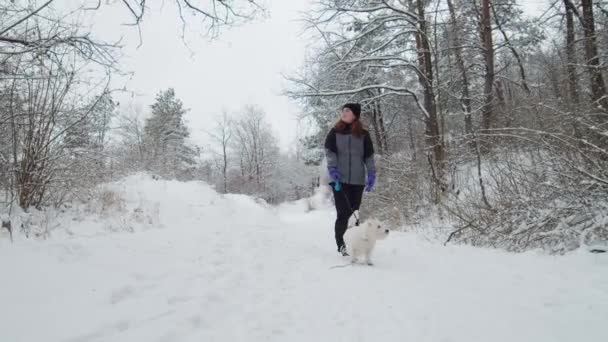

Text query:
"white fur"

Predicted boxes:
[[344, 218, 389, 266]]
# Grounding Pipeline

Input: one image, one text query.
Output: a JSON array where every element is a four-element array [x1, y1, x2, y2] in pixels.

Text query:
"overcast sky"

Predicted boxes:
[[84, 0, 313, 152], [83, 0, 546, 153]]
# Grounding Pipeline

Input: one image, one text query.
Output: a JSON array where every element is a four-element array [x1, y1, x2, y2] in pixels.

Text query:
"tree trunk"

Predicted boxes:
[[480, 0, 495, 132], [367, 97, 388, 155], [447, 0, 473, 136], [9, 80, 20, 210], [415, 0, 445, 199], [222, 141, 228, 193], [377, 102, 388, 154], [370, 104, 384, 155], [491, 3, 530, 94], [581, 0, 608, 111], [564, 0, 579, 104], [407, 109, 417, 162]]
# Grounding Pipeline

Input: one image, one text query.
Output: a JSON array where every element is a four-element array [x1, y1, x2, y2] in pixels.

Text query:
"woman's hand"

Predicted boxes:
[[329, 167, 342, 191], [329, 167, 341, 182], [365, 171, 376, 192]]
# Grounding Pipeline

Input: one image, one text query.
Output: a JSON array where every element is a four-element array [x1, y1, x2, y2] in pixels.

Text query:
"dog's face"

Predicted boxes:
[[363, 219, 389, 240]]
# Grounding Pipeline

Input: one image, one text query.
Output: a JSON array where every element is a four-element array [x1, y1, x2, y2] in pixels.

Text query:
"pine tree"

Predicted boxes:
[[64, 93, 117, 151], [143, 88, 196, 179]]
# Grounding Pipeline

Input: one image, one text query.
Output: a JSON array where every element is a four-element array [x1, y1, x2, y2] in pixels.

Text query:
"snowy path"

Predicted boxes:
[[1, 176, 608, 342]]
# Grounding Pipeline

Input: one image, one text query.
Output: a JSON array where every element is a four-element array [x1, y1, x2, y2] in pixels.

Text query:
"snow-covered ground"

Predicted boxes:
[[1, 175, 607, 342]]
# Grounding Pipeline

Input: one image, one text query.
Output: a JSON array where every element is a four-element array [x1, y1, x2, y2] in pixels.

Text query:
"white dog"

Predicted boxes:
[[344, 218, 389, 266]]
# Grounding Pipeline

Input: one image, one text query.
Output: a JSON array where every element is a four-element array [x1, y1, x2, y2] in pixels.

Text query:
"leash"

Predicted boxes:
[[329, 263, 353, 269], [335, 181, 360, 226]]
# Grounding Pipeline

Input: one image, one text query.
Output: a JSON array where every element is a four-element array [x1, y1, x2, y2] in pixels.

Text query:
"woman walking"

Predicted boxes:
[[324, 103, 376, 256]]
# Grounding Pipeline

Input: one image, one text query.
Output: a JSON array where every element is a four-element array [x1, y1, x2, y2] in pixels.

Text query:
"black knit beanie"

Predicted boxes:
[[342, 103, 361, 119]]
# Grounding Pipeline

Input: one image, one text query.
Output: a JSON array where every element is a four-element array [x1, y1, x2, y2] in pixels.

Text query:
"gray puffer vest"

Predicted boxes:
[[324, 124, 375, 186]]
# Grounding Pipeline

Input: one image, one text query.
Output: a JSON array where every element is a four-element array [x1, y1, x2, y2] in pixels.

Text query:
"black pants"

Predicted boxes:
[[331, 182, 365, 250]]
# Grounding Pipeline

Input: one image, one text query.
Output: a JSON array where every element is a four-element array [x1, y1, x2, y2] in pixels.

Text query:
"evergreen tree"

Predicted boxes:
[[143, 88, 196, 179]]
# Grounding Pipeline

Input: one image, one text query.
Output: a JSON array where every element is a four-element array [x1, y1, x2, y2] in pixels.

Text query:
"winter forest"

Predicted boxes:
[[286, 0, 608, 254], [1, 1, 608, 341], [3, 0, 607, 252]]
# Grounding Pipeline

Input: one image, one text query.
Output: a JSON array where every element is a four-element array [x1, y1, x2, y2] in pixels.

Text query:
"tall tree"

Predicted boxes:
[[144, 88, 196, 179], [64, 92, 117, 151], [480, 0, 495, 131], [232, 106, 279, 190], [581, 0, 608, 111], [209, 112, 233, 193], [414, 0, 445, 191], [564, 0, 579, 104], [447, 0, 473, 136]]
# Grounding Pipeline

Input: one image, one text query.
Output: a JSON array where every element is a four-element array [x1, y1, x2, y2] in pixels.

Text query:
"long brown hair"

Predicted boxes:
[[334, 119, 364, 137]]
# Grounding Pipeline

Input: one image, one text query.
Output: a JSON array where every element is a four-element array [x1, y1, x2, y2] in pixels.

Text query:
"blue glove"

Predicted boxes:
[[328, 167, 341, 192], [329, 167, 341, 182], [365, 171, 376, 192]]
